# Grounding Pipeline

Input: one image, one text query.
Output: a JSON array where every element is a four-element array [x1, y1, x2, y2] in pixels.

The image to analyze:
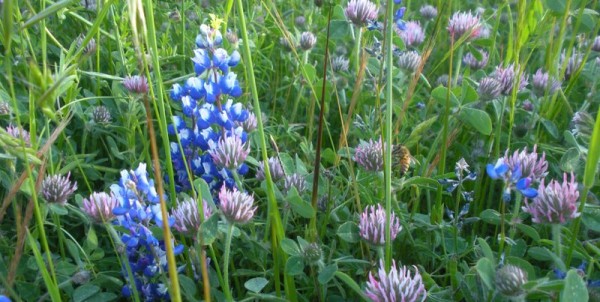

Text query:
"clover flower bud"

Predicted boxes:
[[436, 74, 463, 87], [359, 204, 401, 245], [354, 138, 384, 172], [495, 265, 527, 297], [419, 5, 438, 20], [448, 11, 482, 40], [477, 77, 502, 101], [303, 242, 323, 266], [592, 36, 600, 52], [572, 111, 595, 140], [82, 192, 119, 222], [531, 68, 560, 96], [332, 56, 350, 73], [366, 260, 427, 302], [41, 172, 78, 205], [283, 173, 307, 194], [299, 32, 317, 51], [397, 51, 421, 73], [123, 75, 149, 94], [0, 102, 10, 115], [463, 50, 488, 70], [6, 124, 31, 147], [256, 157, 285, 182], [503, 145, 548, 183], [345, 0, 378, 27], [219, 186, 256, 225], [92, 106, 111, 124], [172, 198, 212, 237]]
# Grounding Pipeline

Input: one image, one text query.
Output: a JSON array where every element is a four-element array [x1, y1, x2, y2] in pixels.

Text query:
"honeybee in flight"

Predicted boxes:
[[392, 144, 414, 176]]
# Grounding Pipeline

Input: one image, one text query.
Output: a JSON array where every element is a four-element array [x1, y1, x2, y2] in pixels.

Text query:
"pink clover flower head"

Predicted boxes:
[[354, 138, 385, 172], [82, 192, 119, 222], [396, 21, 425, 47], [209, 135, 250, 170], [359, 204, 401, 245], [41, 172, 78, 205], [123, 75, 149, 94], [219, 185, 256, 225], [365, 260, 427, 302], [345, 0, 378, 27], [172, 198, 212, 236], [447, 11, 482, 41], [503, 145, 548, 183], [522, 173, 580, 225]]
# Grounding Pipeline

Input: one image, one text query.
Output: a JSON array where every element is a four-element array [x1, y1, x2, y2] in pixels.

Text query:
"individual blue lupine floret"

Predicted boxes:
[[487, 159, 538, 202]]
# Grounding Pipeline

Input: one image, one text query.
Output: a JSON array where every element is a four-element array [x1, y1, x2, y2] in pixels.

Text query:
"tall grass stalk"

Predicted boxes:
[[234, 0, 296, 300], [383, 0, 394, 269]]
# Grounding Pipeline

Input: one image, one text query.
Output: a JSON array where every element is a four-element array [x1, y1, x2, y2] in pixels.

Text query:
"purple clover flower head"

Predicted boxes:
[[560, 50, 584, 81], [209, 135, 249, 170], [236, 111, 257, 133], [0, 102, 11, 115], [123, 75, 149, 94], [344, 0, 378, 27], [359, 204, 401, 245], [396, 21, 425, 47], [478, 77, 502, 101], [493, 64, 529, 95], [219, 185, 256, 225], [531, 68, 561, 96], [420, 5, 438, 20], [354, 138, 384, 172], [6, 124, 31, 147], [397, 51, 421, 73], [41, 172, 78, 205], [172, 198, 212, 237], [572, 110, 595, 140], [365, 260, 427, 302], [495, 265, 527, 297], [522, 173, 580, 224], [283, 173, 307, 195], [256, 156, 285, 182], [436, 74, 463, 87], [447, 11, 482, 41], [592, 36, 600, 52], [463, 50, 489, 70], [82, 192, 119, 222], [299, 31, 317, 51], [332, 56, 350, 73], [487, 159, 538, 202], [503, 145, 548, 183]]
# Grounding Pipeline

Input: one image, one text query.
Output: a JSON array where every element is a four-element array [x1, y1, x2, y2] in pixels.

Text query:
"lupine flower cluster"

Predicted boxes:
[[365, 260, 427, 302], [359, 204, 401, 246], [110, 163, 183, 300], [168, 23, 253, 194]]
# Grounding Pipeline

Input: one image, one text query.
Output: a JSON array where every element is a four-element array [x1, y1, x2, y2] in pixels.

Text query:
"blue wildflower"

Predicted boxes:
[[487, 158, 538, 202]]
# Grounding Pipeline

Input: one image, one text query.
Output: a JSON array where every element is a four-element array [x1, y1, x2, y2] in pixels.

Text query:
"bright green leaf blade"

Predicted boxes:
[[458, 108, 492, 135], [561, 269, 589, 302]]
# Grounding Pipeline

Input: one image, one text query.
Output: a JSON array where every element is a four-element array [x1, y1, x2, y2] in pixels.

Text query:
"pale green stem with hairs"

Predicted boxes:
[[222, 223, 235, 302], [552, 224, 562, 261], [234, 0, 296, 299]]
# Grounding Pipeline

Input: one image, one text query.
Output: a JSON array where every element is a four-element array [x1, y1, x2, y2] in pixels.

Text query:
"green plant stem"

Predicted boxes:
[[105, 223, 141, 302], [234, 0, 294, 299], [222, 223, 235, 302], [51, 213, 66, 259], [552, 224, 562, 261], [383, 0, 394, 269]]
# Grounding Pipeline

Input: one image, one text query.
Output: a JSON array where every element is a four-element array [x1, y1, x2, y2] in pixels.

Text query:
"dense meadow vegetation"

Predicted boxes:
[[1, 0, 600, 301]]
